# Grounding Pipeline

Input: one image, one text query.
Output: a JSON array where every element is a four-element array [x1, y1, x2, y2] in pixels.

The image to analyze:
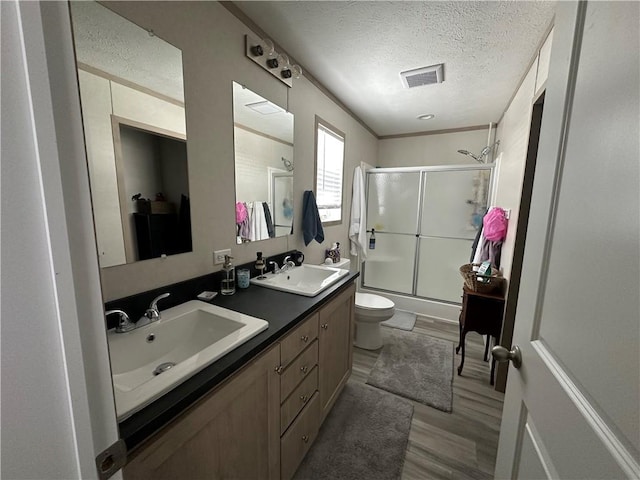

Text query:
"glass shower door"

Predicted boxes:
[[363, 171, 420, 294], [416, 169, 490, 302]]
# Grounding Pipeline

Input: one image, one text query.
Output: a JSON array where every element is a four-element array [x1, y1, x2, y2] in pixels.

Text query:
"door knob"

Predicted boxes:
[[491, 345, 522, 369]]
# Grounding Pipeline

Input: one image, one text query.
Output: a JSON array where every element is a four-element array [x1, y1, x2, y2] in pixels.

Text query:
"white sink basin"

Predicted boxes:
[[107, 300, 268, 420], [250, 264, 349, 297]]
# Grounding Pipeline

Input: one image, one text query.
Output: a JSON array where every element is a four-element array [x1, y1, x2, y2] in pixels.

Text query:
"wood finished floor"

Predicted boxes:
[[351, 316, 504, 480]]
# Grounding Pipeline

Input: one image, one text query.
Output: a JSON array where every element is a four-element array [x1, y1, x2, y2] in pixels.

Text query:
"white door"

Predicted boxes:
[[494, 2, 639, 478]]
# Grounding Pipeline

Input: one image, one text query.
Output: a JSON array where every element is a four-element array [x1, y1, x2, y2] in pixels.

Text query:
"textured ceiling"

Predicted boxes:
[[234, 1, 556, 136], [70, 1, 184, 103]]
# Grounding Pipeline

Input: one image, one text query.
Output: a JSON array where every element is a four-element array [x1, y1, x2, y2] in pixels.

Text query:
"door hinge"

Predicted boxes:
[[95, 438, 127, 480]]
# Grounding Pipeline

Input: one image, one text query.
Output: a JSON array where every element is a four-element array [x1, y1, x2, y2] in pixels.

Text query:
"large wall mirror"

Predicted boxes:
[[232, 82, 294, 243], [70, 1, 192, 267]]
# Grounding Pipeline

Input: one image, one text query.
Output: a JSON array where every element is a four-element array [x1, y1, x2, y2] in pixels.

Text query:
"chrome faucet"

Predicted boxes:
[[282, 256, 296, 271], [106, 309, 136, 333], [271, 256, 295, 274], [138, 293, 171, 326], [268, 260, 280, 274]]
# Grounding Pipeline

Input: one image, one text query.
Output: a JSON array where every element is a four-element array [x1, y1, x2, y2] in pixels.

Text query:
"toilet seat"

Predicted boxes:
[[355, 293, 394, 310]]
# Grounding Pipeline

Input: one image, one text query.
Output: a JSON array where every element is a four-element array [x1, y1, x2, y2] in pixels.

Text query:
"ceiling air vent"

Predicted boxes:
[[400, 63, 444, 88]]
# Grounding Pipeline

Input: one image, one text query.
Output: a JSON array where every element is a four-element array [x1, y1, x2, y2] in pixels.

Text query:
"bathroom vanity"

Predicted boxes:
[[120, 277, 356, 480]]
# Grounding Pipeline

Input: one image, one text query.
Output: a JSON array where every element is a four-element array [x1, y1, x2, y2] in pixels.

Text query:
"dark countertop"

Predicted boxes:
[[119, 270, 359, 451]]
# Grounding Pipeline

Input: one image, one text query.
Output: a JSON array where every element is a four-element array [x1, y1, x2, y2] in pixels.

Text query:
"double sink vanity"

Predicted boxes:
[[108, 262, 357, 480]]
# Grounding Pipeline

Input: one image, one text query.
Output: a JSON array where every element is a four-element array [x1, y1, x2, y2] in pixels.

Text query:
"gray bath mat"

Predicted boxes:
[[294, 382, 413, 480], [366, 330, 454, 412], [381, 310, 416, 331]]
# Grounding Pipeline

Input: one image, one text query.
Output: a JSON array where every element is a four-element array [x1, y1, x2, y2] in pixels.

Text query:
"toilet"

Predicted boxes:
[[354, 292, 395, 350], [317, 258, 395, 350]]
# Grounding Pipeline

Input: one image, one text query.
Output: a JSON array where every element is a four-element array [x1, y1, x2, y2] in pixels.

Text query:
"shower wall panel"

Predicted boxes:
[[362, 233, 416, 294]]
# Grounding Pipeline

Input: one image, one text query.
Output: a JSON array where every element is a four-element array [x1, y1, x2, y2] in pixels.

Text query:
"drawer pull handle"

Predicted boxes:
[[274, 365, 283, 374], [300, 395, 308, 403], [300, 365, 308, 374], [302, 435, 309, 443], [321, 323, 328, 330], [301, 335, 309, 342]]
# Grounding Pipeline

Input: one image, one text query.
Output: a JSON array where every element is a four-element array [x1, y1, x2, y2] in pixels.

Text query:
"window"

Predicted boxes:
[[315, 117, 345, 224]]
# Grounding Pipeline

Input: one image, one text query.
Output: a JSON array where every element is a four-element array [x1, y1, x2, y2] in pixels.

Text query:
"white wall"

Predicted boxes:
[[1, 5, 80, 477], [494, 63, 539, 280], [377, 128, 491, 167], [2, 2, 121, 477]]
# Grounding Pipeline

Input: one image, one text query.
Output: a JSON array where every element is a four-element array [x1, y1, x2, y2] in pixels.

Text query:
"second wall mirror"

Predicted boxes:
[[232, 82, 294, 243], [70, 1, 192, 268]]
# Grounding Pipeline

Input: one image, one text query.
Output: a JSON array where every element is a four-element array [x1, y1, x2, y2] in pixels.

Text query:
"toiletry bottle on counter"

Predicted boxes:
[[255, 251, 266, 279], [369, 229, 376, 249], [221, 255, 236, 295]]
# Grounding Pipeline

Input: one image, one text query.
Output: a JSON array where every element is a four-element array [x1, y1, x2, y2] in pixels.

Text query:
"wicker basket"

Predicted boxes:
[[459, 263, 504, 294]]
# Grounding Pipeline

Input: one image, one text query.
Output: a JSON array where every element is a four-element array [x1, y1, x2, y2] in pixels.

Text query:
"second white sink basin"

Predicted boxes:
[[107, 300, 268, 420], [250, 264, 348, 297]]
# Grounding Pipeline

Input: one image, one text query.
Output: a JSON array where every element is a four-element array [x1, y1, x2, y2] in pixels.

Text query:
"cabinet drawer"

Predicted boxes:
[[280, 392, 320, 480], [281, 340, 318, 401], [280, 313, 318, 367], [281, 366, 318, 435]]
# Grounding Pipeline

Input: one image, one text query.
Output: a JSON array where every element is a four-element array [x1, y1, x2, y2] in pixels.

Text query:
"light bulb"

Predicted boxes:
[[277, 53, 290, 67], [262, 38, 275, 56], [291, 64, 303, 79]]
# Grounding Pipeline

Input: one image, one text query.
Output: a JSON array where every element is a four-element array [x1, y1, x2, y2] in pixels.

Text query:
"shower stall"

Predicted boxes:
[[362, 165, 494, 305]]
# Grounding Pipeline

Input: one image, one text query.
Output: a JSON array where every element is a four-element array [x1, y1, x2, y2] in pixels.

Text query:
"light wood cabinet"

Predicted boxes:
[[123, 344, 281, 480], [318, 283, 355, 421], [280, 340, 318, 401], [122, 281, 355, 480], [280, 392, 320, 480]]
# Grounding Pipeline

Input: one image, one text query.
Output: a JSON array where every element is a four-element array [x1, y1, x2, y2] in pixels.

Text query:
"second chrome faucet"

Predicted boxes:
[[137, 293, 171, 327], [107, 292, 171, 332]]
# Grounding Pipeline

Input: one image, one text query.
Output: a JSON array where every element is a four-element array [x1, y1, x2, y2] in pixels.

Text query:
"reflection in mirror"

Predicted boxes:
[[232, 82, 294, 243], [70, 1, 191, 267]]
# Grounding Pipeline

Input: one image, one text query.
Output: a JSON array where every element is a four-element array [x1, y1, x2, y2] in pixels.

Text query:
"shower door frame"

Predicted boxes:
[[362, 164, 495, 305]]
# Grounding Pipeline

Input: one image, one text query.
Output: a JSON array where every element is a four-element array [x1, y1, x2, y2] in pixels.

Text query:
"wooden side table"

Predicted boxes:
[[456, 286, 505, 385]]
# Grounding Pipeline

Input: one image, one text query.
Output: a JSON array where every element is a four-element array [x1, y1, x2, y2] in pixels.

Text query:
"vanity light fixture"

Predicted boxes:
[[417, 114, 435, 120], [250, 44, 264, 57], [245, 34, 301, 88]]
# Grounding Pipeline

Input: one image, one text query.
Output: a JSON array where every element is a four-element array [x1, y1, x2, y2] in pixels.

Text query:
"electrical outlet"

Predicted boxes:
[[213, 249, 231, 265]]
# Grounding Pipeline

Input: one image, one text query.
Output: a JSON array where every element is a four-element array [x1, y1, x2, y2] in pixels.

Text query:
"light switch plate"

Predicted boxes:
[[213, 249, 231, 265]]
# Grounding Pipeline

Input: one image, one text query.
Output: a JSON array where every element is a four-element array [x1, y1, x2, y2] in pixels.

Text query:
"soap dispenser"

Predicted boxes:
[[221, 255, 236, 295]]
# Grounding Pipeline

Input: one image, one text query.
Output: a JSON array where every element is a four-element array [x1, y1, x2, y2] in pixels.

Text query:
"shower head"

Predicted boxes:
[[457, 149, 480, 162], [457, 141, 500, 164]]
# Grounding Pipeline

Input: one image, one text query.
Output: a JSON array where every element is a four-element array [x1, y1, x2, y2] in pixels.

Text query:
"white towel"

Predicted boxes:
[[349, 166, 367, 260], [472, 229, 485, 265], [249, 201, 269, 241]]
